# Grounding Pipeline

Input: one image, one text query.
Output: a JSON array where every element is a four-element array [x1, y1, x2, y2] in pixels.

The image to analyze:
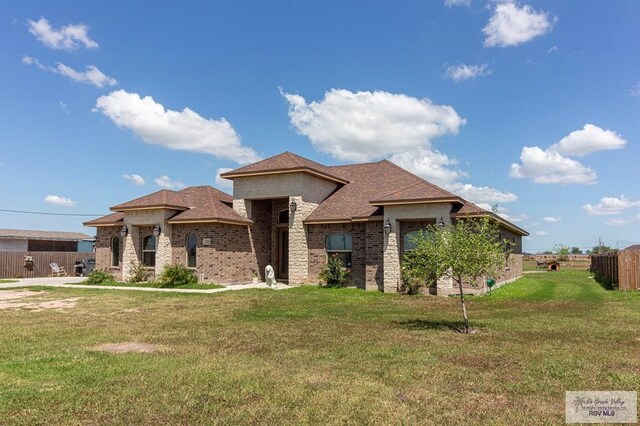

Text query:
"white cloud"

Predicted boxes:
[[391, 148, 518, 208], [483, 2, 555, 48], [281, 88, 465, 162], [154, 175, 185, 189], [606, 214, 640, 226], [547, 45, 558, 53], [45, 194, 76, 207], [535, 231, 549, 236], [550, 124, 626, 157], [94, 90, 260, 165], [543, 216, 562, 223], [122, 174, 145, 186], [509, 146, 597, 185], [445, 63, 491, 82], [27, 17, 98, 50], [22, 56, 116, 88], [215, 167, 234, 190], [583, 195, 640, 216], [631, 82, 640, 97], [59, 101, 69, 114], [452, 183, 518, 204], [445, 0, 472, 7], [390, 147, 465, 186]]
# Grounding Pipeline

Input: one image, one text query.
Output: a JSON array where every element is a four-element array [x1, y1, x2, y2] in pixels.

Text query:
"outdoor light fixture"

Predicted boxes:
[[437, 216, 445, 228], [384, 218, 392, 234], [119, 224, 128, 238], [153, 223, 161, 237], [290, 199, 297, 213]]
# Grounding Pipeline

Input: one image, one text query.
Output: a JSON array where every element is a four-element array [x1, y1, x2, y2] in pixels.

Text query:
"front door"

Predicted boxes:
[[277, 228, 289, 280]]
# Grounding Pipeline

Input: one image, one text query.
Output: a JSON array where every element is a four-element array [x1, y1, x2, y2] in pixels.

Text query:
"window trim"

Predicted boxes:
[[141, 234, 156, 268], [325, 233, 353, 268], [185, 233, 197, 268], [110, 234, 120, 267]]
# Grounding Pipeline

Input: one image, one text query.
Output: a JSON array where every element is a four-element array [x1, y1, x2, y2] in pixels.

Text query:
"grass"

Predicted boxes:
[[0, 279, 18, 283], [1, 270, 639, 424], [71, 281, 225, 290]]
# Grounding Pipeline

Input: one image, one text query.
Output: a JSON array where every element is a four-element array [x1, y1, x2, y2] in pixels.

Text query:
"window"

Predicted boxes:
[[403, 231, 420, 252], [186, 233, 197, 268], [326, 233, 352, 267], [111, 235, 120, 267], [278, 209, 289, 224], [142, 235, 156, 267]]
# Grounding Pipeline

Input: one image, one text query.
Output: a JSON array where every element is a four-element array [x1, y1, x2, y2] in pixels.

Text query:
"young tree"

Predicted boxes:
[[553, 244, 570, 261], [402, 216, 508, 333]]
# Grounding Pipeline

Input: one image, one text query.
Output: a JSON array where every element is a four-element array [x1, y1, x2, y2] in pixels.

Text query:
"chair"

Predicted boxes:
[[49, 263, 67, 277]]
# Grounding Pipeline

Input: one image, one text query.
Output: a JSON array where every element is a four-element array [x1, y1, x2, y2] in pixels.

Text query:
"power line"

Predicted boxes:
[[0, 208, 101, 217]]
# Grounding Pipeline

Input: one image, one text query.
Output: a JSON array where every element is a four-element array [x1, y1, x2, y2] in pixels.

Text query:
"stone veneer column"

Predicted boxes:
[[155, 223, 172, 277], [288, 196, 316, 284], [382, 217, 400, 293], [233, 199, 251, 219], [121, 224, 139, 281], [382, 204, 453, 293]]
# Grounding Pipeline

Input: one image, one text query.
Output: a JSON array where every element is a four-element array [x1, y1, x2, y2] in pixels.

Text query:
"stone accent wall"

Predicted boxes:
[[383, 203, 453, 293], [233, 173, 338, 202], [121, 209, 178, 281], [307, 222, 368, 288], [289, 196, 317, 284], [95, 226, 123, 280], [170, 223, 257, 283]]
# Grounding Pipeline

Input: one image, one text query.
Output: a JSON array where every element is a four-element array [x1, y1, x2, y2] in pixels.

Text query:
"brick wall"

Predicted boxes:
[[171, 223, 258, 283], [365, 221, 384, 291], [95, 226, 123, 280], [499, 226, 523, 255], [307, 222, 370, 288]]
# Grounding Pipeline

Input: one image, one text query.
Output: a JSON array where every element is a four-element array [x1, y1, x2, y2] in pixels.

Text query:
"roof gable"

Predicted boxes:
[[220, 151, 349, 184]]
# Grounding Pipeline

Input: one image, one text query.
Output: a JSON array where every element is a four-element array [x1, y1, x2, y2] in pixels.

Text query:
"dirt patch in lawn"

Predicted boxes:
[[0, 290, 80, 311], [93, 342, 165, 354]]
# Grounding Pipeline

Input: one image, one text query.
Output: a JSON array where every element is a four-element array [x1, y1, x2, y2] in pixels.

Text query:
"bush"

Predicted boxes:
[[158, 264, 197, 288], [85, 269, 116, 285], [128, 261, 151, 283], [400, 251, 436, 295], [319, 254, 348, 288]]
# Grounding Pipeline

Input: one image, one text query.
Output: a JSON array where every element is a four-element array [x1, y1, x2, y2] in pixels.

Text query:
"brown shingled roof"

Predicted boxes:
[[168, 186, 251, 225], [83, 212, 124, 227], [110, 189, 192, 211], [86, 186, 250, 227], [451, 202, 529, 236], [220, 151, 349, 184], [305, 160, 459, 223]]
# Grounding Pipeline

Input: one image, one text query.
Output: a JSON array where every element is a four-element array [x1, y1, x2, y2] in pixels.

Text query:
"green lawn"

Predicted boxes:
[[1, 271, 638, 425], [0, 279, 18, 283], [73, 281, 224, 290]]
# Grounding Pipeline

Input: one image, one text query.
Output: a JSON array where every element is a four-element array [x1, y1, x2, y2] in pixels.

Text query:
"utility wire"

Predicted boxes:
[[0, 208, 101, 217]]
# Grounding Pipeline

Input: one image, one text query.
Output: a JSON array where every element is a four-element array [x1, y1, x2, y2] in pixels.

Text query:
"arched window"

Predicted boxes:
[[278, 209, 289, 224], [326, 233, 352, 267], [186, 233, 197, 268], [142, 235, 156, 267], [111, 235, 120, 267], [403, 231, 420, 252]]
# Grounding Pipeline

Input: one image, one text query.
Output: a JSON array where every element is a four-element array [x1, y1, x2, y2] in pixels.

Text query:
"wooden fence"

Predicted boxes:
[[0, 252, 94, 279], [590, 246, 640, 291]]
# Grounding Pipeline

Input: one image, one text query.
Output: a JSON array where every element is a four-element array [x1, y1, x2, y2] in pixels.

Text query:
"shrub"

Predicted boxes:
[[85, 269, 116, 285], [319, 254, 348, 288], [128, 261, 151, 283], [400, 250, 436, 295], [159, 264, 197, 288]]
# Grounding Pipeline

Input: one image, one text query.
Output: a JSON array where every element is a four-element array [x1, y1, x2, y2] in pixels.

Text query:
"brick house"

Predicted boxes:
[[85, 152, 528, 294]]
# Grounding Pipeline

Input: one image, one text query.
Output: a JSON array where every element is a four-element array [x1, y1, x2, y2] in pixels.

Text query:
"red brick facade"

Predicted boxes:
[[94, 226, 123, 280], [307, 221, 384, 289]]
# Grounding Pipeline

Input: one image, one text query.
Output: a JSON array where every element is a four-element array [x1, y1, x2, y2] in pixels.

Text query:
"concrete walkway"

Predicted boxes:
[[0, 277, 294, 293]]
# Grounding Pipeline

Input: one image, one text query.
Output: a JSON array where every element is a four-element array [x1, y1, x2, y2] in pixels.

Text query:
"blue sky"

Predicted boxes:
[[0, 0, 638, 252]]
